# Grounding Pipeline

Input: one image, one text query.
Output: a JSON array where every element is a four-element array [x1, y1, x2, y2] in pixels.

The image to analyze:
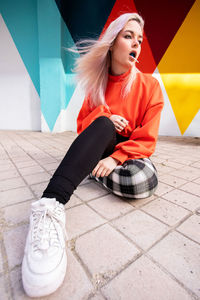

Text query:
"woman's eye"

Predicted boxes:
[[124, 35, 132, 39], [138, 40, 142, 45]]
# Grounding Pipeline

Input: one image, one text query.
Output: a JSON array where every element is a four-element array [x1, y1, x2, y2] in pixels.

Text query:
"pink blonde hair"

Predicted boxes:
[[69, 13, 144, 108]]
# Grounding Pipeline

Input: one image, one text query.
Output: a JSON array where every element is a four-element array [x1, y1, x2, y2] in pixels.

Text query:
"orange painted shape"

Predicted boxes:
[[158, 0, 200, 73]]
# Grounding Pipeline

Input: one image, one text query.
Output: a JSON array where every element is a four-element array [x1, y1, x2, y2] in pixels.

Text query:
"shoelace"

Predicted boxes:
[[31, 204, 67, 252]]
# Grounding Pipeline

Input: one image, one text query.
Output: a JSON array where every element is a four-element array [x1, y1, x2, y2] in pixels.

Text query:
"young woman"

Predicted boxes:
[[22, 12, 164, 297]]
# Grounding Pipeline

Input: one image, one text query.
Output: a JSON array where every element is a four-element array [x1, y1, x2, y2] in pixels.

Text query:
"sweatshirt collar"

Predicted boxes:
[[108, 67, 132, 82]]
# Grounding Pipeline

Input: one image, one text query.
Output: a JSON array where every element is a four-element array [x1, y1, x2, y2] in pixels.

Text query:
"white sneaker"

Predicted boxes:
[[22, 198, 67, 297]]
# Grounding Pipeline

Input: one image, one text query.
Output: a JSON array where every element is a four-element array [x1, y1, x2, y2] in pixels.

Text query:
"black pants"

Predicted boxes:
[[42, 116, 127, 204]]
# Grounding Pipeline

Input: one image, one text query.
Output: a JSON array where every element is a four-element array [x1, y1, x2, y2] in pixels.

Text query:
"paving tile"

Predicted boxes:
[[154, 182, 174, 196], [112, 210, 169, 250], [10, 250, 94, 300], [142, 198, 190, 226], [35, 157, 58, 165], [172, 166, 200, 181], [0, 250, 3, 274], [154, 163, 175, 174], [89, 194, 133, 220], [170, 157, 194, 166], [11, 156, 32, 163], [127, 194, 157, 208], [102, 256, 193, 300], [65, 194, 82, 209], [0, 187, 34, 208], [14, 160, 37, 168], [1, 164, 16, 173], [0, 177, 26, 192], [4, 224, 29, 269], [149, 231, 200, 298], [0, 159, 11, 165], [162, 189, 200, 212], [191, 161, 200, 169], [180, 182, 200, 197], [194, 177, 200, 184], [42, 161, 60, 171], [159, 174, 187, 188], [0, 277, 8, 299], [3, 201, 33, 226], [23, 172, 51, 185], [30, 181, 49, 199], [74, 182, 109, 201], [19, 165, 45, 176], [177, 215, 200, 244], [75, 224, 139, 281], [159, 160, 185, 169], [0, 169, 19, 181], [66, 204, 106, 239], [79, 176, 92, 186], [89, 292, 106, 300]]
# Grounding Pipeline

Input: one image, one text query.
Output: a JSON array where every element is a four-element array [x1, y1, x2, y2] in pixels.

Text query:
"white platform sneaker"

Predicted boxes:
[[22, 198, 67, 297]]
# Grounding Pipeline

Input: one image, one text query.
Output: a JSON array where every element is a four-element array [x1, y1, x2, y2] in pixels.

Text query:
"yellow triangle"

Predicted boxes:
[[158, 0, 200, 134]]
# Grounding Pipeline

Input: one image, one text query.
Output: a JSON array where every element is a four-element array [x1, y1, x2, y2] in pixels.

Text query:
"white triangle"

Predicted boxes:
[[152, 68, 181, 136], [183, 109, 200, 137], [41, 113, 50, 132], [0, 14, 41, 130], [53, 83, 85, 132]]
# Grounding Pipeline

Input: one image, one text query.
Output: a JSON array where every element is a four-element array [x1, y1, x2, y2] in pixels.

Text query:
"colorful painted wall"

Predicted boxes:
[[0, 0, 199, 136]]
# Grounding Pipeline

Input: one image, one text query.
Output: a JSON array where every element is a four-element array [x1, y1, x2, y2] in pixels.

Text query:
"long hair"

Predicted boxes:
[[69, 13, 144, 108]]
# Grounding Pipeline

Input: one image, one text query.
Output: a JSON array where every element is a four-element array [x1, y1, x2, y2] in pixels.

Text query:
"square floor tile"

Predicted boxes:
[[112, 210, 169, 250], [162, 189, 200, 212], [177, 215, 200, 244], [0, 177, 26, 192], [159, 174, 187, 188], [4, 224, 29, 269], [149, 231, 200, 297], [66, 204, 106, 239], [142, 198, 190, 226], [102, 256, 193, 300], [180, 182, 200, 197], [75, 224, 140, 282], [74, 182, 109, 201], [89, 194, 133, 220], [0, 187, 34, 208]]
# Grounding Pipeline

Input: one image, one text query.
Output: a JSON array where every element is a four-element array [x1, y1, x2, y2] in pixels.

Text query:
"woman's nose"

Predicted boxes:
[[132, 38, 139, 47]]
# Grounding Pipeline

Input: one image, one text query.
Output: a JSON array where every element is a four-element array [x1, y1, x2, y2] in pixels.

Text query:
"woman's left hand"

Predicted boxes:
[[92, 157, 119, 178]]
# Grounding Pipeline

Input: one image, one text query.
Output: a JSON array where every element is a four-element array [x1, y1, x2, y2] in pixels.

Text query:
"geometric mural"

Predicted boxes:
[[158, 0, 200, 134], [0, 0, 199, 135], [55, 0, 199, 135]]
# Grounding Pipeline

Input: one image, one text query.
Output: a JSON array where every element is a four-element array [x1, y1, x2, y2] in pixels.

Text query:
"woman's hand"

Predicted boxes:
[[109, 115, 129, 132], [92, 157, 119, 178]]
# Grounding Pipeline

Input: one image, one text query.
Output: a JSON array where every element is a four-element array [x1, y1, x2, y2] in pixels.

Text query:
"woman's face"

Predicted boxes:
[[110, 20, 143, 75]]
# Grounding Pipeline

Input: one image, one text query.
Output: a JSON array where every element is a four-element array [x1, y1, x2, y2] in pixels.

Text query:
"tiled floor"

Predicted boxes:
[[0, 131, 200, 300]]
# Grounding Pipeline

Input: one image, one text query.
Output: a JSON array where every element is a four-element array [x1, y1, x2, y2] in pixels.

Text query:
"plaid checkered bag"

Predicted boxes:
[[90, 158, 158, 199]]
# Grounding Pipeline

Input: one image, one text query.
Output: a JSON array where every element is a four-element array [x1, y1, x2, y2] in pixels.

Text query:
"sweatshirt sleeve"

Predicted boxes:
[[110, 80, 164, 164], [77, 96, 112, 134]]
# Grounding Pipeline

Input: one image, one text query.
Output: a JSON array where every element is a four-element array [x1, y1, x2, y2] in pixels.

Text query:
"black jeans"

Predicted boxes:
[[42, 116, 128, 204]]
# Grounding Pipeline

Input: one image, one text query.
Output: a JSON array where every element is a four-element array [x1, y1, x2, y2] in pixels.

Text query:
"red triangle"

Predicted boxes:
[[100, 0, 157, 73]]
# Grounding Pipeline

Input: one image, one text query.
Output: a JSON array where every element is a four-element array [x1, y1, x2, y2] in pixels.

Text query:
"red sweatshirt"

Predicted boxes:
[[77, 69, 164, 164]]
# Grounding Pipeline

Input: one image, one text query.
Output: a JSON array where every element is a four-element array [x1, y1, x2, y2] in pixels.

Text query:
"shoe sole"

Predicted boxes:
[[22, 252, 67, 298]]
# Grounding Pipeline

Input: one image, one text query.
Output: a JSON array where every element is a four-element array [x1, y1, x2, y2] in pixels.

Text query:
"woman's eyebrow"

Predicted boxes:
[[124, 30, 143, 39]]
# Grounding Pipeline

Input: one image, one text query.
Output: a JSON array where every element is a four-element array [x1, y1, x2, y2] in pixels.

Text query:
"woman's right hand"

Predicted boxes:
[[109, 115, 129, 132]]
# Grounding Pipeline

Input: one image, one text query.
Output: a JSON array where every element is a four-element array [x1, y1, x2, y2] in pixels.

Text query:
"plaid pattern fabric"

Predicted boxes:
[[90, 158, 158, 199]]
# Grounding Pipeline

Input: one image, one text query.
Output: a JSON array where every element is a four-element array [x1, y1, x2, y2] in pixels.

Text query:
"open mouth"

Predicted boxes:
[[129, 51, 136, 58]]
